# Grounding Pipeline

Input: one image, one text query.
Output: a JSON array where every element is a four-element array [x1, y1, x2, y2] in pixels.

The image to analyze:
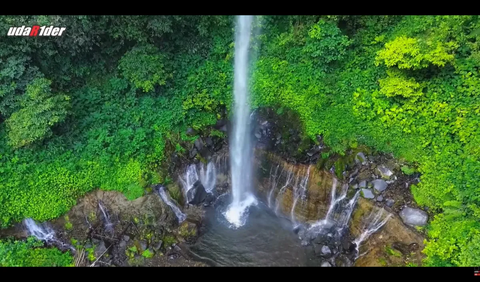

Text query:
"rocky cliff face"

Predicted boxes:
[[254, 150, 426, 266]]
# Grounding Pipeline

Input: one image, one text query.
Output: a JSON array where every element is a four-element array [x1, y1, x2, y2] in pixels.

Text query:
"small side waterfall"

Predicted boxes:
[[307, 178, 360, 235], [199, 162, 217, 193], [274, 169, 294, 214], [354, 208, 392, 258], [24, 218, 55, 242], [24, 218, 75, 251], [267, 165, 281, 208], [98, 200, 114, 234], [180, 161, 219, 203], [157, 186, 187, 223], [290, 166, 311, 226]]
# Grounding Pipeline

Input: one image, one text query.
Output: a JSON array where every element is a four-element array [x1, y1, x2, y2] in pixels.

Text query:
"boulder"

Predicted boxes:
[[187, 181, 208, 205], [189, 148, 198, 159], [376, 165, 393, 179], [205, 137, 213, 147], [321, 261, 332, 267], [214, 119, 227, 129], [361, 189, 375, 199], [372, 179, 388, 192], [321, 246, 332, 258], [355, 152, 367, 164], [399, 207, 428, 227], [194, 138, 204, 151], [186, 127, 196, 136], [94, 241, 107, 258], [386, 198, 395, 207]]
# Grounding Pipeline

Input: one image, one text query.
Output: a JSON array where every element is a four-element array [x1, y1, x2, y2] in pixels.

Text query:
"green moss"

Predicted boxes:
[[401, 165, 415, 175], [378, 257, 388, 266], [162, 235, 177, 248], [142, 249, 153, 258], [386, 246, 403, 258], [64, 215, 73, 230]]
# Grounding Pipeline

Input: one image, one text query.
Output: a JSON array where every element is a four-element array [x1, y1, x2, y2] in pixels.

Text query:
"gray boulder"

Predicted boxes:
[[399, 207, 428, 227], [376, 165, 393, 179], [372, 179, 388, 192], [361, 189, 375, 199]]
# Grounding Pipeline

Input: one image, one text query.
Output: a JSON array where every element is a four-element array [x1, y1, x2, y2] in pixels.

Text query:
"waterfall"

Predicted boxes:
[[291, 166, 311, 226], [354, 208, 392, 258], [98, 200, 114, 233], [157, 186, 187, 223], [199, 162, 217, 193], [24, 218, 75, 251], [180, 161, 218, 203], [308, 179, 359, 236], [224, 15, 258, 228], [274, 169, 294, 214], [267, 165, 281, 208], [24, 218, 55, 242], [180, 164, 199, 202]]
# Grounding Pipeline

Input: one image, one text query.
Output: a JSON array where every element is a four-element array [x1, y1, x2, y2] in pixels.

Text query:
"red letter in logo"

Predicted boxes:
[[30, 25, 39, 37]]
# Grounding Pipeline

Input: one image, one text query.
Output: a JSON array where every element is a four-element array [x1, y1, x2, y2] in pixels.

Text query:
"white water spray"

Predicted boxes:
[[157, 186, 187, 223], [24, 218, 55, 242], [225, 15, 258, 228]]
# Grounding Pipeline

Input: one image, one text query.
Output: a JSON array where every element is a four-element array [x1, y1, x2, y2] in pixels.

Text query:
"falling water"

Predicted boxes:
[[274, 169, 294, 214], [24, 218, 55, 242], [24, 218, 75, 251], [225, 15, 258, 228], [180, 164, 199, 202], [180, 161, 218, 203], [98, 200, 114, 233], [157, 186, 187, 223], [199, 162, 217, 193], [267, 165, 281, 208], [291, 166, 311, 226], [308, 179, 359, 235], [353, 208, 392, 258]]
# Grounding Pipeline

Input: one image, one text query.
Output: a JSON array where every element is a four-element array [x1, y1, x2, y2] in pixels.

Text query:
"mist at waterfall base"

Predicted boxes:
[[188, 194, 321, 266]]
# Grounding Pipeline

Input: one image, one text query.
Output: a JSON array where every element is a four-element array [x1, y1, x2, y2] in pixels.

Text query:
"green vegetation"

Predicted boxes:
[[0, 237, 73, 266], [0, 15, 479, 266], [64, 215, 73, 230], [385, 245, 403, 258], [142, 249, 153, 258]]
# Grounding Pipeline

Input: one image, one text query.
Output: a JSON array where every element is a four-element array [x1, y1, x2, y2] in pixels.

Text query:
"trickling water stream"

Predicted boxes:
[[354, 208, 392, 258], [157, 186, 187, 223], [98, 200, 114, 234], [24, 218, 75, 251]]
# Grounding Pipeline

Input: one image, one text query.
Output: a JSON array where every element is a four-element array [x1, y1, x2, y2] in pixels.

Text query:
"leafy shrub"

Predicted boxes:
[[0, 237, 73, 267], [6, 78, 70, 148], [119, 44, 168, 92]]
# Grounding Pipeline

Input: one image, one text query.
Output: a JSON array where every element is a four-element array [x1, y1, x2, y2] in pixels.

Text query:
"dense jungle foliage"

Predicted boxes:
[[0, 15, 479, 266]]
